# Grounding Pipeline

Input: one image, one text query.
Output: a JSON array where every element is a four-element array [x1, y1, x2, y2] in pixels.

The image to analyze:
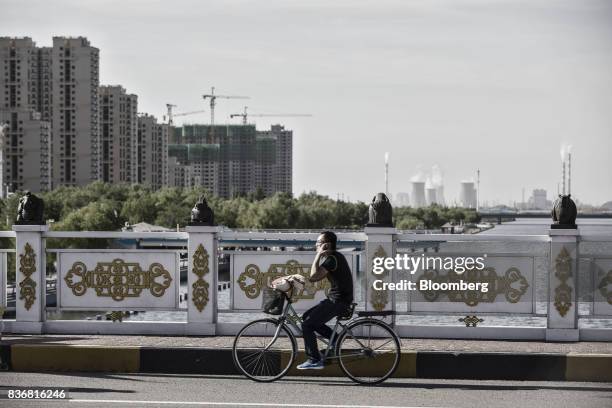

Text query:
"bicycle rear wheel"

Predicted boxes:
[[336, 318, 401, 384], [232, 318, 297, 382]]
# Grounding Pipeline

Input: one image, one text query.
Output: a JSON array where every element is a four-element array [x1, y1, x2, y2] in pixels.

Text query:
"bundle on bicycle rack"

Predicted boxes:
[[262, 274, 306, 315]]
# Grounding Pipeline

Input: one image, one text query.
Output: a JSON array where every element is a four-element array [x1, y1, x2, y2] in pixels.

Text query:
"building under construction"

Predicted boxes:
[[168, 123, 292, 198]]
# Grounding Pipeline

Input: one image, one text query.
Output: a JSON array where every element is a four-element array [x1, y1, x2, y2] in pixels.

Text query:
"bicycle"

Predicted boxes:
[[232, 286, 400, 384]]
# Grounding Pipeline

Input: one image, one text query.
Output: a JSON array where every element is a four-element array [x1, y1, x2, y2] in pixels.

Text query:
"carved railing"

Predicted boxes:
[[0, 228, 610, 340]]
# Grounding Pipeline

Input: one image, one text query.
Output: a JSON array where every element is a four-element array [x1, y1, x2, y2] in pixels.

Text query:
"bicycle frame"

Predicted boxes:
[[266, 298, 373, 362], [234, 289, 401, 384]]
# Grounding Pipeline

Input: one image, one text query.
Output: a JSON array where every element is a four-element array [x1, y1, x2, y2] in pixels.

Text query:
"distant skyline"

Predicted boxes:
[[2, 0, 611, 205]]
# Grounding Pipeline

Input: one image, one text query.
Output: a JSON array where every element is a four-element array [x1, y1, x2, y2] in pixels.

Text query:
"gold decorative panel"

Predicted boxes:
[[192, 244, 210, 312], [237, 260, 330, 302], [370, 245, 389, 311], [459, 315, 484, 327], [417, 267, 529, 306], [598, 270, 612, 306], [554, 247, 573, 317], [64, 259, 172, 301], [19, 243, 37, 310]]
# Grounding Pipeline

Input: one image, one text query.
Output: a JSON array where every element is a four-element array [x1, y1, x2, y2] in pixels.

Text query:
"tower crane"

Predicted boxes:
[[202, 87, 249, 126], [230, 106, 312, 125], [165, 104, 207, 125]]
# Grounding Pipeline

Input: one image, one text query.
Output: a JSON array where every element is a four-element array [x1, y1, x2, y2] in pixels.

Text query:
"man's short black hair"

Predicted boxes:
[[319, 231, 337, 250]]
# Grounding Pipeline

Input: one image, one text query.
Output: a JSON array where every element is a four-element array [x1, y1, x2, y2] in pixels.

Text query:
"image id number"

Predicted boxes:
[[7, 388, 67, 399]]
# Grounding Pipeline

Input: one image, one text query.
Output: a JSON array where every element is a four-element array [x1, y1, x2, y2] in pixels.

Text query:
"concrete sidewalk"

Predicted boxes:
[[1, 334, 611, 382]]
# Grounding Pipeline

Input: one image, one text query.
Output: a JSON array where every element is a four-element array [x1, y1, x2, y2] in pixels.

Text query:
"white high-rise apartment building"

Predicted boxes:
[[168, 156, 194, 188], [0, 36, 99, 193], [137, 114, 168, 190], [0, 110, 51, 195], [50, 37, 99, 187], [0, 37, 51, 195], [256, 124, 292, 195], [99, 85, 138, 183]]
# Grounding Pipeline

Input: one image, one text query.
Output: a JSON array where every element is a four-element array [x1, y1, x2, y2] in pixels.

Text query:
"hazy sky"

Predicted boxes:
[[2, 0, 612, 205]]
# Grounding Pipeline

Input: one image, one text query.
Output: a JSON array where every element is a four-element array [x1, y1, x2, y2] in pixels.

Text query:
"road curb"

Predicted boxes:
[[416, 351, 567, 381], [2, 344, 611, 381], [9, 344, 140, 373], [565, 353, 612, 382]]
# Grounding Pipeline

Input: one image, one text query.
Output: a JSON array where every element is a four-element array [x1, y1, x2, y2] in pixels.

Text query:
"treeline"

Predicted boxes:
[[0, 182, 480, 231], [0, 183, 481, 281]]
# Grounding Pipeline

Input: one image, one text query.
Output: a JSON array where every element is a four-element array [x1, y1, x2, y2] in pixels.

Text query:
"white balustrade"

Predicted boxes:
[[0, 227, 609, 340]]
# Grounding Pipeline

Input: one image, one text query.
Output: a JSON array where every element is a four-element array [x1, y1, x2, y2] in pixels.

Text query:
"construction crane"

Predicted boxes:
[[230, 106, 312, 125], [165, 104, 206, 125], [202, 87, 249, 126]]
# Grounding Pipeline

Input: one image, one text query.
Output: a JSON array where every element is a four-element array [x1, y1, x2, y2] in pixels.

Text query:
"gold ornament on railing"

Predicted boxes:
[[192, 244, 210, 312], [554, 247, 573, 317], [370, 288, 389, 312], [370, 246, 389, 311], [19, 243, 37, 310], [459, 315, 484, 327], [598, 270, 612, 306], [237, 260, 330, 301], [417, 266, 529, 306], [107, 311, 127, 322], [64, 259, 172, 301]]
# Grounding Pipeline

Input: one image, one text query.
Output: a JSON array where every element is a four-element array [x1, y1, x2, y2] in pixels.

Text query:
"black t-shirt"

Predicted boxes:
[[320, 251, 354, 304]]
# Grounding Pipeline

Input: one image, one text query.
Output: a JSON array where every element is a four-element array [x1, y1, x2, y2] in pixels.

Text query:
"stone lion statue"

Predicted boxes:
[[16, 191, 45, 225], [190, 195, 215, 226], [551, 194, 577, 228], [367, 193, 393, 227]]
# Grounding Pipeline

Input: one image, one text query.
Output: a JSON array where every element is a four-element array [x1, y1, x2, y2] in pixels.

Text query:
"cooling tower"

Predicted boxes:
[[426, 188, 437, 206], [435, 185, 445, 206], [460, 181, 477, 208], [411, 181, 426, 208]]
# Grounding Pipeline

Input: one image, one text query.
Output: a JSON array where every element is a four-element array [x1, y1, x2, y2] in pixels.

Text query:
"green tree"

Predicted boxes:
[[396, 216, 423, 230], [121, 189, 158, 225]]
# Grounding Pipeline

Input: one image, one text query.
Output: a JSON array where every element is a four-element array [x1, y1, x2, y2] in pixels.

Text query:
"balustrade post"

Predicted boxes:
[[186, 225, 219, 335], [12, 224, 48, 333], [364, 226, 397, 318], [547, 229, 580, 341], [0, 252, 6, 312], [364, 193, 397, 324]]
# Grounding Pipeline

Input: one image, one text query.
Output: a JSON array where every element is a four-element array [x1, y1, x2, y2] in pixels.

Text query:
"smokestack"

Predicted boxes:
[[560, 144, 572, 195], [568, 152, 572, 195], [476, 169, 480, 212], [562, 161, 566, 195], [384, 152, 389, 196]]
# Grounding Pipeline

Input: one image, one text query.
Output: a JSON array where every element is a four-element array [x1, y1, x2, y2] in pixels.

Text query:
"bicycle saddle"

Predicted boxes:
[[337, 302, 357, 321]]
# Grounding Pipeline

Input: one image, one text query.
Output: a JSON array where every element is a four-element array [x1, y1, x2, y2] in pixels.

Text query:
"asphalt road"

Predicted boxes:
[[0, 372, 611, 408]]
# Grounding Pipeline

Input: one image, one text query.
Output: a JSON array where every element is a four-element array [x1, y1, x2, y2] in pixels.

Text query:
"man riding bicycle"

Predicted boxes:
[[297, 231, 354, 370]]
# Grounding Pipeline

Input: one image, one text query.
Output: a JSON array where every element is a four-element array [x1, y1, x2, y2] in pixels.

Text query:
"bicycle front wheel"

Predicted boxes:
[[336, 318, 401, 384], [232, 318, 297, 382]]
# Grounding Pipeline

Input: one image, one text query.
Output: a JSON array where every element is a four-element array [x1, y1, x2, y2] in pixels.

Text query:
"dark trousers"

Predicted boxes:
[[302, 299, 348, 361]]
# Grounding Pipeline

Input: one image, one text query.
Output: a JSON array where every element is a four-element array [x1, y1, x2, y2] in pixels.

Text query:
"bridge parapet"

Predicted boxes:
[[0, 227, 610, 341]]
